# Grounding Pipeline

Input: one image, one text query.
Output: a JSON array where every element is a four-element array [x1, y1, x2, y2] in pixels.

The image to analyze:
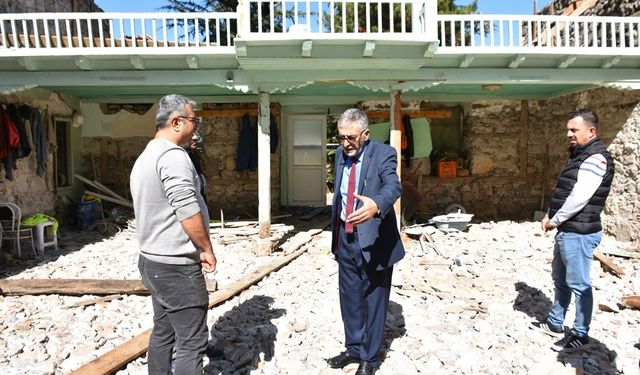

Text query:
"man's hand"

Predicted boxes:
[[347, 194, 379, 225], [541, 215, 555, 232], [200, 250, 217, 273]]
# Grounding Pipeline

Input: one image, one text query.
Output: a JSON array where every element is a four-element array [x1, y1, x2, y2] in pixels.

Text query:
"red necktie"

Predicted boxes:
[[344, 157, 357, 233]]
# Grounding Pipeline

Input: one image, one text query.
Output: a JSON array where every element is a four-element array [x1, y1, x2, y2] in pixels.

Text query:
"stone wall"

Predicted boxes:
[[81, 111, 281, 221], [540, 0, 640, 16], [0, 90, 76, 218], [0, 0, 102, 13], [415, 87, 640, 240]]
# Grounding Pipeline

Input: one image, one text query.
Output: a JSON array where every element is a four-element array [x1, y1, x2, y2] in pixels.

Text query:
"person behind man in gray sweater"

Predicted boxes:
[[130, 94, 217, 374]]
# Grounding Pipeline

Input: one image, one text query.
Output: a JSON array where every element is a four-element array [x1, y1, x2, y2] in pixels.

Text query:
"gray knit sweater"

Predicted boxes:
[[130, 139, 209, 264]]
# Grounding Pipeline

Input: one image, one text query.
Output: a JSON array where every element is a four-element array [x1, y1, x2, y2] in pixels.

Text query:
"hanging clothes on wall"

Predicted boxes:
[[235, 114, 258, 171], [401, 115, 415, 166], [0, 105, 21, 180], [30, 108, 48, 177], [5, 103, 32, 159]]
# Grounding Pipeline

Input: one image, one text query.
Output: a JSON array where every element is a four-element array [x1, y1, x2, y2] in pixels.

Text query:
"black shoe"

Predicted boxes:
[[355, 361, 377, 375], [531, 320, 565, 338], [326, 352, 359, 369]]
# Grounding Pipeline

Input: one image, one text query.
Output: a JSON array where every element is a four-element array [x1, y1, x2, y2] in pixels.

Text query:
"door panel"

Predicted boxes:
[[288, 115, 326, 205]]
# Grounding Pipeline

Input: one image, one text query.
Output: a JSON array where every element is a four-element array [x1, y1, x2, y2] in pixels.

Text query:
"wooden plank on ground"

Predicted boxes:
[[600, 248, 640, 259], [69, 226, 327, 375], [593, 252, 625, 277], [63, 294, 123, 309], [0, 279, 217, 296]]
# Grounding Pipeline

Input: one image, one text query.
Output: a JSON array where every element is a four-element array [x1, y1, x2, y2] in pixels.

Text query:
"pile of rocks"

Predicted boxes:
[[0, 220, 638, 374]]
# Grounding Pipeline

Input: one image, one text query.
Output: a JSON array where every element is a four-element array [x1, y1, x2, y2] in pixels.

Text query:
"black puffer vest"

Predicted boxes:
[[548, 138, 614, 234]]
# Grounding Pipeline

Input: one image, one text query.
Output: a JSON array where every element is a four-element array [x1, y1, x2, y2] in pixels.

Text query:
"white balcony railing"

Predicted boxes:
[[0, 7, 639, 57], [437, 14, 640, 52], [239, 0, 437, 41], [0, 12, 237, 56]]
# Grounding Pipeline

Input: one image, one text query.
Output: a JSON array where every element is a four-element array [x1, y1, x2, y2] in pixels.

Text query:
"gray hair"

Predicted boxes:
[[338, 108, 368, 132], [156, 94, 197, 128]]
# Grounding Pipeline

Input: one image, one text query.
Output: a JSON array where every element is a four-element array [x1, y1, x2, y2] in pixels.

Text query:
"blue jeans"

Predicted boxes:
[[547, 231, 601, 337], [138, 256, 209, 375]]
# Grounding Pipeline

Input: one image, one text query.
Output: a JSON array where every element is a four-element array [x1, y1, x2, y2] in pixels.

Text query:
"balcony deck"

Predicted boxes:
[[0, 1, 638, 101]]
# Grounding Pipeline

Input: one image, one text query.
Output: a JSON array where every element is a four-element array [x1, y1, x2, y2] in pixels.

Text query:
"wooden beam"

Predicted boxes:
[[365, 110, 451, 120], [257, 92, 272, 254], [0, 279, 216, 296], [194, 107, 280, 118], [593, 252, 625, 277], [69, 227, 324, 375], [85, 190, 133, 208], [74, 174, 127, 202], [0, 279, 147, 296], [519, 100, 529, 179]]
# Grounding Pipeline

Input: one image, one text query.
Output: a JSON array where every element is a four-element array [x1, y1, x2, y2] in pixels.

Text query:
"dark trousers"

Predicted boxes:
[[337, 223, 393, 368], [138, 256, 209, 375]]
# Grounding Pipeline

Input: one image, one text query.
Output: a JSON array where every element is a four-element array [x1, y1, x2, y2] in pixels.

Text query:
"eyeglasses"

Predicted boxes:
[[337, 129, 367, 143], [178, 116, 200, 127]]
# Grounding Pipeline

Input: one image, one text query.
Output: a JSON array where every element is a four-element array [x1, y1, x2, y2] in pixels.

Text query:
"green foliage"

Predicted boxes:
[[437, 0, 478, 15]]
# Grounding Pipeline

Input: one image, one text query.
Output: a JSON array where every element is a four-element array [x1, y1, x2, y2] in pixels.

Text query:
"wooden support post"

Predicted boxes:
[[390, 91, 402, 230], [257, 92, 272, 254], [520, 100, 529, 180]]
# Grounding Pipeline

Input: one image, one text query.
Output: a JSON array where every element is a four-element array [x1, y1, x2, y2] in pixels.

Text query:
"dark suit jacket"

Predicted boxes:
[[331, 140, 405, 271]]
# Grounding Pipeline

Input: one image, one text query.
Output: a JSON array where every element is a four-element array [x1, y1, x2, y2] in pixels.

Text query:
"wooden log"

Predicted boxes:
[[69, 227, 323, 375], [0, 279, 148, 296], [84, 190, 133, 208], [593, 252, 625, 277], [74, 174, 127, 202], [0, 279, 216, 296]]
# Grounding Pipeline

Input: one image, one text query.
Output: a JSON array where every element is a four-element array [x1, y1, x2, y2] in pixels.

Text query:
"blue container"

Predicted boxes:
[[77, 199, 102, 230]]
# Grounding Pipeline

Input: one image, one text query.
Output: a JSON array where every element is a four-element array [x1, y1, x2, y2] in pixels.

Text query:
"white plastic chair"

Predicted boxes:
[[0, 203, 36, 258]]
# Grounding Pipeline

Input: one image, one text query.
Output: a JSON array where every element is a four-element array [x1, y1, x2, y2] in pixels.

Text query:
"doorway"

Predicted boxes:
[[287, 115, 326, 206]]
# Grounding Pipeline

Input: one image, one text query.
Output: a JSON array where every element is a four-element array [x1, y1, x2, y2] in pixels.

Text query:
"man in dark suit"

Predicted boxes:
[[326, 108, 405, 375]]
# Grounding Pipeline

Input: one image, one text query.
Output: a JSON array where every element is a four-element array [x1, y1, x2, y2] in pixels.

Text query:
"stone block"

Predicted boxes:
[[470, 154, 493, 175]]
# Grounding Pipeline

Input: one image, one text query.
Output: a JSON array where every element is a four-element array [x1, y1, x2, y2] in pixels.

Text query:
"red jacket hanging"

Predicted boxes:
[[0, 106, 20, 159]]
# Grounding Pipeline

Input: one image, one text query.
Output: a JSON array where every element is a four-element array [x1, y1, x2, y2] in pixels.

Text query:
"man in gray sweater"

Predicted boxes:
[[130, 94, 216, 374]]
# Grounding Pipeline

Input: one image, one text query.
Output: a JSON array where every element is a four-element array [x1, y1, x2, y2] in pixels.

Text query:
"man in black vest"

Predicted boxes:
[[533, 108, 614, 352]]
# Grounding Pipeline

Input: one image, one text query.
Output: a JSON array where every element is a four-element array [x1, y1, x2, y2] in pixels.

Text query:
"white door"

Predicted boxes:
[[288, 115, 326, 206]]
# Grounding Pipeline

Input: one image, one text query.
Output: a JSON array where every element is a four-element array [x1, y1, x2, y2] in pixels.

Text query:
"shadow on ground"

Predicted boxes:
[[0, 226, 118, 278], [513, 281, 621, 375], [205, 295, 285, 375], [380, 300, 407, 363]]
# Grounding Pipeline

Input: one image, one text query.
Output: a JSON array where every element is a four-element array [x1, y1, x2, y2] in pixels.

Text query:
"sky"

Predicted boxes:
[[94, 0, 551, 14]]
